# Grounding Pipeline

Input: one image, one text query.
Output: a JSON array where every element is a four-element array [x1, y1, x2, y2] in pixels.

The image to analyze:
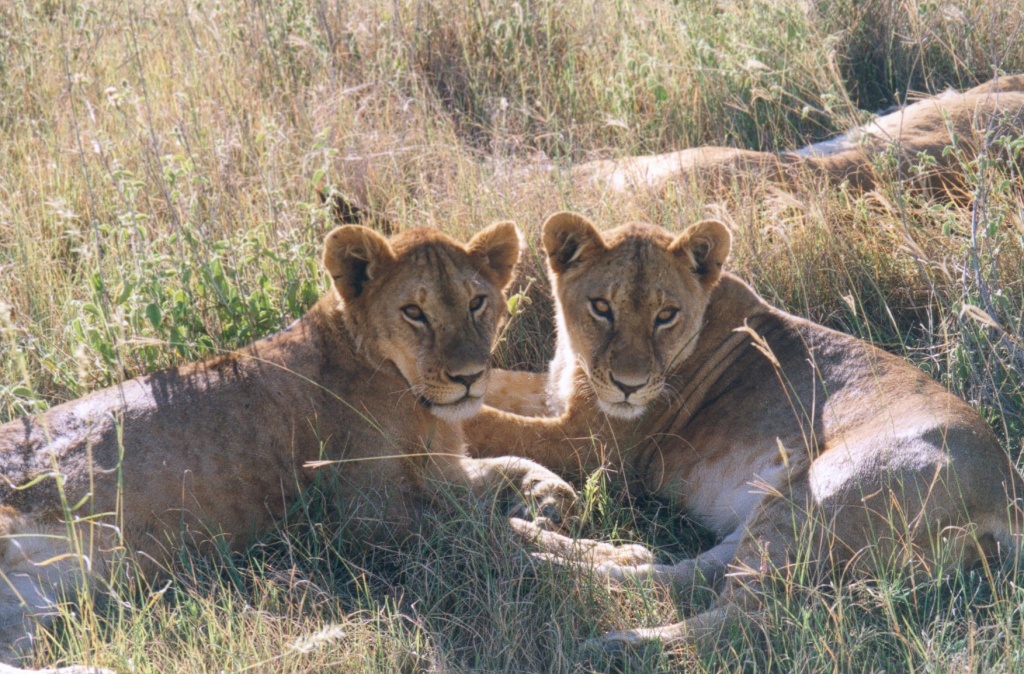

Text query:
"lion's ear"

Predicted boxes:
[[468, 221, 522, 291], [542, 211, 606, 275], [670, 219, 732, 288], [322, 225, 396, 303]]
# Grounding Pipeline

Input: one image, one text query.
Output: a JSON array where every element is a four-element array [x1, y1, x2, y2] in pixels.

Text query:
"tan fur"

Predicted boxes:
[[483, 370, 551, 417], [466, 212, 1024, 657], [577, 74, 1024, 200], [0, 224, 576, 671]]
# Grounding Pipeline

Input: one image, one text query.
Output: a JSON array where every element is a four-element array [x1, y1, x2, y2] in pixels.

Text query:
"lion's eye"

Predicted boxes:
[[590, 298, 613, 321], [402, 305, 426, 323], [469, 295, 486, 313], [655, 308, 679, 327]]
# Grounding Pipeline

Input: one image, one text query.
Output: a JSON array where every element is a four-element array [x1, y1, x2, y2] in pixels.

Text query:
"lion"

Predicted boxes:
[[467, 211, 1024, 657], [0, 222, 577, 673], [577, 74, 1024, 200]]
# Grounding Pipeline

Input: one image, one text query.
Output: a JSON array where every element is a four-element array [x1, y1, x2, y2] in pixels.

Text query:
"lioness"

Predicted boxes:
[[578, 74, 1024, 200], [0, 222, 576, 672], [467, 212, 1024, 655]]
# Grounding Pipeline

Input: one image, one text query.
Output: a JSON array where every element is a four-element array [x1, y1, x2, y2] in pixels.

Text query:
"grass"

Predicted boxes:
[[2, 0, 1024, 671]]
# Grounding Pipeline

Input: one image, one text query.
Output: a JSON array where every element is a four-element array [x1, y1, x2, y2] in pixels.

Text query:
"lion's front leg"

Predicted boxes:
[[509, 518, 656, 566], [461, 456, 578, 529], [482, 370, 551, 416], [523, 524, 741, 594]]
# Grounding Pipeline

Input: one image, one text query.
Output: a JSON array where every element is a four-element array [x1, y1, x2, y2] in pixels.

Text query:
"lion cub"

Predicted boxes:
[[468, 212, 1024, 656], [0, 222, 575, 671]]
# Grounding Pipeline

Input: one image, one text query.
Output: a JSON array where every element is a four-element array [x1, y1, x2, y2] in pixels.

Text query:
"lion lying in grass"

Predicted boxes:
[[468, 212, 1024, 657], [578, 74, 1024, 200], [0, 223, 576, 672]]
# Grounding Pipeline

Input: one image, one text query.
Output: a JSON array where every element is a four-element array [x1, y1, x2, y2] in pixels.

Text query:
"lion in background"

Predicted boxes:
[[577, 74, 1024, 200], [468, 212, 1024, 657], [0, 222, 576, 673]]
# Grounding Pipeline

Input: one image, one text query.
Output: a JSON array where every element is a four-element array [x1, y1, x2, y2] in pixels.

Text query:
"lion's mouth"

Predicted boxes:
[[596, 398, 647, 420], [419, 393, 484, 422]]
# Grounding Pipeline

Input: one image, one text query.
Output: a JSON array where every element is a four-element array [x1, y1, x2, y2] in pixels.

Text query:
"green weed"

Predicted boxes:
[[2, 0, 1024, 671]]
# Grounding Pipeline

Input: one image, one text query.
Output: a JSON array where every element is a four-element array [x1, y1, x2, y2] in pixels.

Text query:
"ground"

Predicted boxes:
[[1, 0, 1023, 671]]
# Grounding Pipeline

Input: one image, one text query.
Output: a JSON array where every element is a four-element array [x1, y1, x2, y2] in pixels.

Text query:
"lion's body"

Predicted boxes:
[[576, 75, 1024, 199], [1, 301, 451, 561], [469, 213, 1024, 653], [0, 224, 575, 670]]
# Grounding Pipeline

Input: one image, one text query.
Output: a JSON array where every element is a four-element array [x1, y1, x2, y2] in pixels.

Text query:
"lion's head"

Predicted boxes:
[[323, 222, 521, 422], [542, 212, 731, 419]]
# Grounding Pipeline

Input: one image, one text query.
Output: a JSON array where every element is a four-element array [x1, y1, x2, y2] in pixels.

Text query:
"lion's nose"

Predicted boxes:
[[446, 369, 485, 389], [611, 375, 647, 398]]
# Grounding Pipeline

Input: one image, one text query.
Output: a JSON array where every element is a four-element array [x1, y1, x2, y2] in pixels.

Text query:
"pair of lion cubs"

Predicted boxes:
[[1, 211, 1022, 671]]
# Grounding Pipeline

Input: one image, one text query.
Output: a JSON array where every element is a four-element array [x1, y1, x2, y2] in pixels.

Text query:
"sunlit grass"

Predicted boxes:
[[2, 0, 1024, 671]]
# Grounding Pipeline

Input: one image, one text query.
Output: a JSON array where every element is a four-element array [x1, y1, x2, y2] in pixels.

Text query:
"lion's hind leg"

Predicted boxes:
[[593, 488, 812, 661], [594, 602, 753, 662], [0, 512, 113, 673], [593, 454, 1024, 662]]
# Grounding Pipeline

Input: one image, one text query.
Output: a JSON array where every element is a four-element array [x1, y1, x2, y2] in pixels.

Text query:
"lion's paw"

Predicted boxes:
[[512, 473, 578, 528], [598, 542, 656, 566], [580, 628, 667, 672]]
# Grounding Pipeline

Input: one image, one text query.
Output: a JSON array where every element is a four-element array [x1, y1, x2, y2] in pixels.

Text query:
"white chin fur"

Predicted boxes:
[[430, 396, 484, 422], [596, 398, 647, 420]]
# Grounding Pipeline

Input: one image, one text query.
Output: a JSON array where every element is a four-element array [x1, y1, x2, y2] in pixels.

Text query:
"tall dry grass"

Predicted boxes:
[[2, 0, 1024, 671]]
